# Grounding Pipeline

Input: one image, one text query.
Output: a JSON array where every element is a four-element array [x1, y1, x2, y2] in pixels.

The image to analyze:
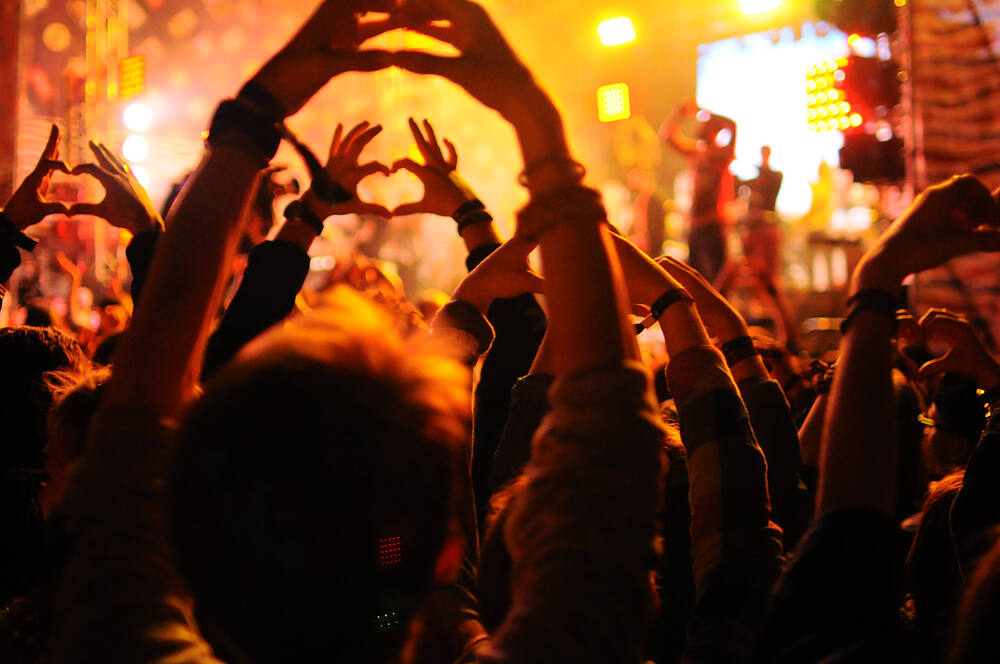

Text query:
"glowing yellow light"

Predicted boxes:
[[827, 60, 838, 70], [828, 90, 839, 101], [848, 33, 861, 44], [817, 78, 828, 89], [817, 92, 828, 103], [828, 104, 840, 115], [850, 113, 863, 126], [739, 0, 780, 14], [837, 57, 849, 67], [894, 0, 906, 6], [817, 120, 828, 131], [597, 83, 631, 122], [808, 122, 817, 132], [818, 107, 828, 118], [839, 102, 851, 113], [807, 94, 816, 105], [817, 64, 827, 74], [807, 109, 817, 120], [839, 117, 851, 129], [598, 17, 636, 46], [806, 80, 816, 91]]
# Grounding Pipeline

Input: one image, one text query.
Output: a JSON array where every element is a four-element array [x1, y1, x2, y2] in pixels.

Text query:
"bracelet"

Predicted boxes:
[[720, 335, 760, 368], [516, 185, 606, 241], [0, 211, 38, 251], [236, 80, 287, 121], [840, 289, 900, 335], [206, 99, 281, 167], [634, 287, 695, 334], [518, 154, 586, 188], [284, 199, 325, 235]]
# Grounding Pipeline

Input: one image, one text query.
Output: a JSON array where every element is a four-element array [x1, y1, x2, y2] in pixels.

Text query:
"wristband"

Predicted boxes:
[[634, 287, 695, 334], [284, 200, 325, 236], [451, 199, 486, 221], [0, 211, 39, 251], [840, 289, 900, 335], [206, 100, 281, 166], [456, 210, 493, 235], [236, 80, 287, 121], [720, 335, 760, 368], [433, 299, 495, 355]]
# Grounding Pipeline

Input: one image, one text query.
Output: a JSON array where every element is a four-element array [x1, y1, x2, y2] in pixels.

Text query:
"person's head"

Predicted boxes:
[[906, 471, 965, 658], [760, 145, 772, 167], [40, 365, 112, 516], [922, 373, 986, 479], [0, 326, 87, 471], [168, 289, 470, 662]]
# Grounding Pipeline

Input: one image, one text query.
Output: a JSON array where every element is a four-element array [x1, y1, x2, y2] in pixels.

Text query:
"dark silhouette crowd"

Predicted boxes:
[[3, 1, 1000, 662]]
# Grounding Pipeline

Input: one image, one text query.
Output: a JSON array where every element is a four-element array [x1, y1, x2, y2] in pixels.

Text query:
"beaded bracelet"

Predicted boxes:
[[516, 185, 606, 241]]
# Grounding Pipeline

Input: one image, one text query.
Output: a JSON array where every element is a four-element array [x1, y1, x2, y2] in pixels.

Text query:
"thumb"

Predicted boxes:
[[918, 352, 963, 380], [391, 201, 428, 217]]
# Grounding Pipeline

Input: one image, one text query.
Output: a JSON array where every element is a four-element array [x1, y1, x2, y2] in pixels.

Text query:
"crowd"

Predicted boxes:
[[3, 0, 1000, 662]]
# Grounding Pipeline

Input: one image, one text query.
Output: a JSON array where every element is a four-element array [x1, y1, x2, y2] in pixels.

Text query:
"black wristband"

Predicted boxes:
[[0, 211, 39, 251], [236, 80, 287, 121], [451, 199, 486, 221], [284, 200, 325, 236], [650, 287, 694, 320], [456, 210, 493, 235], [721, 335, 760, 368], [840, 289, 900, 335], [206, 100, 281, 166]]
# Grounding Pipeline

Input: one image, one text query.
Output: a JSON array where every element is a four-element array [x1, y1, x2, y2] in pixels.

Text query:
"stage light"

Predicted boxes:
[[597, 83, 631, 122], [807, 109, 817, 120], [817, 92, 827, 103], [827, 103, 839, 115], [875, 123, 894, 142], [850, 113, 863, 126], [806, 80, 816, 91], [120, 55, 146, 101], [834, 69, 846, 81], [739, 0, 780, 15], [123, 103, 152, 132], [818, 107, 828, 118], [122, 135, 150, 162], [817, 120, 828, 131], [828, 90, 839, 100], [839, 117, 851, 129], [839, 102, 851, 114], [807, 94, 817, 105], [130, 165, 150, 188], [598, 18, 635, 46]]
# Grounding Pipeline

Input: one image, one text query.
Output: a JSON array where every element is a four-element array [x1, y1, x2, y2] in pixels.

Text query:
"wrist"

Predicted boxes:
[[452, 283, 492, 315], [851, 247, 903, 296]]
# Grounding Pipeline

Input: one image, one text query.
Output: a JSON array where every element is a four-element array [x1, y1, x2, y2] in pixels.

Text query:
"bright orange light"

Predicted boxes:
[[598, 17, 636, 46], [597, 83, 631, 122]]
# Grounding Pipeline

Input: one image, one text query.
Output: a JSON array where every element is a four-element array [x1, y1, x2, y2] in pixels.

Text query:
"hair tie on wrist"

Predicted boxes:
[[840, 289, 900, 335], [634, 287, 695, 334], [206, 100, 282, 166], [284, 200, 325, 235], [516, 185, 606, 241], [0, 211, 38, 251], [518, 155, 586, 188], [721, 335, 760, 368]]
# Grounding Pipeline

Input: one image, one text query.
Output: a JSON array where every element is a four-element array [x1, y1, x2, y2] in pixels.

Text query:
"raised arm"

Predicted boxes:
[[759, 175, 1000, 661], [202, 121, 390, 377], [391, 2, 663, 661], [659, 97, 701, 156]]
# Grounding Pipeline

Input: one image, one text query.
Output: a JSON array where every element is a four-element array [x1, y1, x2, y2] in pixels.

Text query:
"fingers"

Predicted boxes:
[[40, 124, 60, 162], [357, 161, 391, 178], [67, 202, 106, 217], [341, 200, 393, 217], [918, 352, 962, 380], [408, 117, 433, 164], [391, 201, 430, 216], [38, 201, 69, 217], [346, 124, 383, 162], [88, 141, 119, 173], [356, 15, 402, 42], [389, 51, 462, 79], [326, 49, 397, 74], [919, 308, 974, 344], [70, 163, 115, 187], [339, 121, 371, 158], [391, 158, 424, 175], [442, 138, 459, 168], [328, 124, 344, 162]]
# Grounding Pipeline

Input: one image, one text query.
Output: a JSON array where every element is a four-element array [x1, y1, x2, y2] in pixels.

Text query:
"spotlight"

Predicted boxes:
[[597, 83, 631, 122], [598, 18, 635, 46], [123, 102, 152, 132], [122, 135, 150, 162], [739, 0, 780, 14]]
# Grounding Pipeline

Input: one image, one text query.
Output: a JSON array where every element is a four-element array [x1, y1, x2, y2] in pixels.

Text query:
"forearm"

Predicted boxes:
[[125, 230, 161, 303], [103, 145, 262, 417], [817, 310, 896, 516]]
